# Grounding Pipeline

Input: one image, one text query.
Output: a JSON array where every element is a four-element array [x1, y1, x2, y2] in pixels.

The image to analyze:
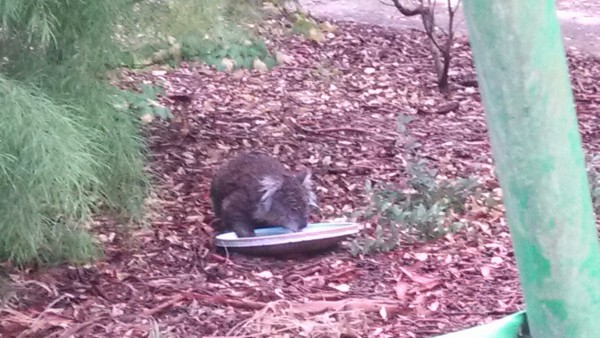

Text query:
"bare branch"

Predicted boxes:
[[452, 0, 462, 14], [390, 0, 427, 16], [379, 0, 399, 7], [435, 24, 449, 36], [421, 12, 444, 53], [446, 0, 457, 47], [390, 0, 462, 93]]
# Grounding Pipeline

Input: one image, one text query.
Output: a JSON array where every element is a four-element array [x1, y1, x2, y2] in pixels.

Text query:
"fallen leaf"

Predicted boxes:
[[491, 256, 504, 264], [414, 252, 428, 261], [151, 70, 167, 76], [141, 113, 154, 124], [275, 51, 293, 65], [308, 27, 325, 42], [221, 58, 235, 72], [255, 271, 274, 279], [253, 58, 268, 72], [379, 306, 388, 320], [398, 267, 441, 290], [328, 283, 350, 292], [481, 266, 492, 278], [394, 281, 409, 300]]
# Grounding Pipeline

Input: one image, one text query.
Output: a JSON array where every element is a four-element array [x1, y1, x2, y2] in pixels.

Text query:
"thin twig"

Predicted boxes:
[[390, 0, 426, 16], [57, 316, 106, 338], [144, 293, 187, 316]]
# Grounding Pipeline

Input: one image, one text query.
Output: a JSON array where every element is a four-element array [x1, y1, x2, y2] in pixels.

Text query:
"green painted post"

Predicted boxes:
[[462, 1, 600, 337]]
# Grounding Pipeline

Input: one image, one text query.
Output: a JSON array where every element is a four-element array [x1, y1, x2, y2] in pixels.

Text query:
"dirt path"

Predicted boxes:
[[300, 0, 600, 57]]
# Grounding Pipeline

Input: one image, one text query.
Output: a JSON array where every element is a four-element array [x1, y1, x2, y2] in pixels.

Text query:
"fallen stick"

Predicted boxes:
[[144, 293, 187, 316], [142, 292, 267, 317], [187, 293, 266, 311], [417, 101, 460, 115]]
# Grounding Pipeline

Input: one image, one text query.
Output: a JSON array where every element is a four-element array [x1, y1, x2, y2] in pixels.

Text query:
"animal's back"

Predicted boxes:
[[210, 151, 316, 237], [210, 151, 286, 216]]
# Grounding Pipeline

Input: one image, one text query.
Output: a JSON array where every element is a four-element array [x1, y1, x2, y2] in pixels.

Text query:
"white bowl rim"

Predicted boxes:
[[215, 222, 359, 248]]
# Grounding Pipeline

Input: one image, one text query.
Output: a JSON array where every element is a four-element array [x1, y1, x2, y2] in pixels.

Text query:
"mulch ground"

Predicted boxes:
[[2, 17, 600, 338]]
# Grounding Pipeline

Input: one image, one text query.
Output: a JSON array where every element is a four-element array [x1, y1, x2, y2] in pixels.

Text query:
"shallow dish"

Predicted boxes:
[[214, 222, 359, 256]]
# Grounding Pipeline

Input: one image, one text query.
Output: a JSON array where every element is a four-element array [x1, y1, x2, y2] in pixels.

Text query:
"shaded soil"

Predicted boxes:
[[2, 16, 600, 338]]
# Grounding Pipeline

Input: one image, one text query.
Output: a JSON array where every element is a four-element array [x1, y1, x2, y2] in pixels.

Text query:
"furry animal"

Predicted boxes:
[[210, 151, 317, 237]]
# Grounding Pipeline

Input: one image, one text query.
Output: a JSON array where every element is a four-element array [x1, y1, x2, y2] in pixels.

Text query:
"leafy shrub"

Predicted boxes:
[[117, 83, 173, 121], [190, 37, 277, 71], [351, 114, 494, 256], [351, 117, 600, 257], [124, 0, 275, 70]]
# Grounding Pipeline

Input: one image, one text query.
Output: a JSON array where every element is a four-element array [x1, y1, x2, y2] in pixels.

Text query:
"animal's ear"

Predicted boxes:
[[295, 169, 313, 190], [308, 190, 318, 208], [296, 169, 318, 208], [258, 176, 283, 212]]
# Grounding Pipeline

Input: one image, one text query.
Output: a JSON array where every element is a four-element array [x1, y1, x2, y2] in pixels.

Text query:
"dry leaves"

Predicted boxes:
[[2, 16, 600, 338]]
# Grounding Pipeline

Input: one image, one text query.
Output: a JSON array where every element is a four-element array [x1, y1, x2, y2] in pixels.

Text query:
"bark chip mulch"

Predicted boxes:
[[2, 19, 600, 338]]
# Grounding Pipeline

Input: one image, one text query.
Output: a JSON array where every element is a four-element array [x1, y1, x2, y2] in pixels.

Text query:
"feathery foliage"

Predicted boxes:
[[0, 0, 280, 265], [0, 0, 148, 265], [0, 76, 102, 264]]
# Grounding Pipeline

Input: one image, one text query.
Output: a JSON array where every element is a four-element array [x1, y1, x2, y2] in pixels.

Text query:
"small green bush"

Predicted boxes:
[[116, 82, 173, 121], [125, 0, 275, 70], [351, 114, 495, 256], [187, 36, 276, 71]]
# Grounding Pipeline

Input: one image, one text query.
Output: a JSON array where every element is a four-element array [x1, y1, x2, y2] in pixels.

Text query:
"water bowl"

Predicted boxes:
[[214, 222, 360, 256]]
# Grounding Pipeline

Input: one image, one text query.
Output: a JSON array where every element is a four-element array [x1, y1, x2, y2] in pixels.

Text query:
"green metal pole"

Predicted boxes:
[[462, 1, 600, 337]]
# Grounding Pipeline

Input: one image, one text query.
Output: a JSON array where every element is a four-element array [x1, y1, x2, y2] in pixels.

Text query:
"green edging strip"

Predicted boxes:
[[434, 311, 527, 338]]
